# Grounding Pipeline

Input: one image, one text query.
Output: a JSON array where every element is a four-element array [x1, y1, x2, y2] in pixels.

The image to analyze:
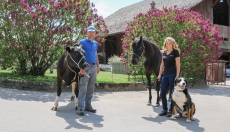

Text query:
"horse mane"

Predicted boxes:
[[73, 43, 81, 47], [143, 39, 160, 54]]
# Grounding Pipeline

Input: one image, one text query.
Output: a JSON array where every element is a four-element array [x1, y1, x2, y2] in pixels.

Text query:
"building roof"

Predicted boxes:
[[105, 0, 203, 35]]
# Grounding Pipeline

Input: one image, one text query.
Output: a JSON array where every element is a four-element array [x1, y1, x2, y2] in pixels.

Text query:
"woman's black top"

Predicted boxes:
[[162, 49, 180, 74]]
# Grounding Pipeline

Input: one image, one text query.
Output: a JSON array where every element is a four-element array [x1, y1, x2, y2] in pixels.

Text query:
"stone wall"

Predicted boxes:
[[0, 78, 147, 92], [0, 78, 207, 92]]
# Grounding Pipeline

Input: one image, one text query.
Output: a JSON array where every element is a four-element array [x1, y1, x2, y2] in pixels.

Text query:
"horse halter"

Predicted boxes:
[[67, 53, 85, 70], [65, 48, 86, 82], [133, 39, 145, 61]]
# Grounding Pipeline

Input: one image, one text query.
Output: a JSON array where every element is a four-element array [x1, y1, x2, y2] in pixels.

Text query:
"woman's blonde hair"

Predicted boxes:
[[163, 37, 180, 52]]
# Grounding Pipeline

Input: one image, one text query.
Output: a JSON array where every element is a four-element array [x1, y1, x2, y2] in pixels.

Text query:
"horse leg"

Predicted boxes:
[[155, 80, 161, 107], [146, 73, 152, 105], [71, 82, 76, 101], [51, 76, 62, 111], [74, 81, 79, 110]]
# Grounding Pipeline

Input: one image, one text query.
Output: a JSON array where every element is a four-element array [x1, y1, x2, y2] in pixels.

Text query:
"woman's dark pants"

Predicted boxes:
[[160, 73, 176, 112]]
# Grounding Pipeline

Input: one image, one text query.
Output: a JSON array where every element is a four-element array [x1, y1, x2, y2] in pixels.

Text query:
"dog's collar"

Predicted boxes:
[[176, 90, 183, 92]]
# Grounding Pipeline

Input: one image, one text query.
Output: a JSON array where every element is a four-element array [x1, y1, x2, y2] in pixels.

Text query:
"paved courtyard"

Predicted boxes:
[[0, 78, 230, 132]]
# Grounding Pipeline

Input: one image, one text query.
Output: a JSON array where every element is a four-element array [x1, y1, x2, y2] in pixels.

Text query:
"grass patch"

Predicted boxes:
[[0, 69, 200, 84], [0, 69, 153, 83], [0, 69, 56, 83], [96, 71, 147, 83]]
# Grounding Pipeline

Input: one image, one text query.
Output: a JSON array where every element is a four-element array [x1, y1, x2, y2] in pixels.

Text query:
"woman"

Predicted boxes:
[[157, 37, 180, 117]]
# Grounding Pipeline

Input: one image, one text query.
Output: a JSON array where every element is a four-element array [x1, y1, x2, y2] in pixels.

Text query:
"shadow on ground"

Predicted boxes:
[[142, 105, 204, 132], [54, 102, 104, 130], [0, 87, 112, 103]]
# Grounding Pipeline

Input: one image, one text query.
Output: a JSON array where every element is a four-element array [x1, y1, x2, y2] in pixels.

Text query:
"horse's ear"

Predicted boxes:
[[73, 43, 79, 47], [140, 36, 143, 41], [66, 47, 71, 53]]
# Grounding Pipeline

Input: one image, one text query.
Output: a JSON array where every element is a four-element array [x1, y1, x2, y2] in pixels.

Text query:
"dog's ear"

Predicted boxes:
[[174, 79, 177, 86], [174, 77, 180, 85], [184, 78, 187, 84]]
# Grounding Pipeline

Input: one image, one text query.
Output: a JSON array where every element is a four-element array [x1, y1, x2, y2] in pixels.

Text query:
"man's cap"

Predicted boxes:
[[87, 26, 96, 31]]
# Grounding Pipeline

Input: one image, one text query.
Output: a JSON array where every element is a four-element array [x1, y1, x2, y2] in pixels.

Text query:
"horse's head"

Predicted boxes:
[[132, 36, 145, 65], [66, 44, 89, 70]]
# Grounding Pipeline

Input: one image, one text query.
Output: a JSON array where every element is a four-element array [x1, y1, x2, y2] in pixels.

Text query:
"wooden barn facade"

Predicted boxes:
[[97, 0, 230, 64]]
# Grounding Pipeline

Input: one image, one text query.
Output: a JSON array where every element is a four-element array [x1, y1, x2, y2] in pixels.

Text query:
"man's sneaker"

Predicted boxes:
[[77, 110, 84, 116], [85, 107, 97, 113], [159, 110, 167, 116], [166, 111, 172, 117]]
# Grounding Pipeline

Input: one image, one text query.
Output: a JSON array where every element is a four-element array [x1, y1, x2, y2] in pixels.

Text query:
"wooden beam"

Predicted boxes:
[[229, 0, 230, 26], [211, 0, 219, 8], [227, 0, 230, 7]]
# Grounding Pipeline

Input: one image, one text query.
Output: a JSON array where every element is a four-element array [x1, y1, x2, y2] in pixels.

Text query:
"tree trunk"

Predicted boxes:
[[18, 59, 27, 75]]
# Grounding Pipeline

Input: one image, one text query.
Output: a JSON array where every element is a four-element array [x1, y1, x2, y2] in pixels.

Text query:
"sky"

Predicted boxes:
[[90, 0, 142, 18]]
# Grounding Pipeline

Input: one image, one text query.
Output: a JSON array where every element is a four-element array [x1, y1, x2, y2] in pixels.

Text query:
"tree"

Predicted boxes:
[[0, 0, 108, 76], [120, 7, 222, 82]]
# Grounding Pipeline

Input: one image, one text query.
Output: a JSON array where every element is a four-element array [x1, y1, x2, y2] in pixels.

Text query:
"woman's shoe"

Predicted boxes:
[[166, 111, 172, 117]]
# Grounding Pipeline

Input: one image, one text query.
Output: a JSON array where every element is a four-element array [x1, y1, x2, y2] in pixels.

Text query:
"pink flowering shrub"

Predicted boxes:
[[0, 0, 108, 75], [121, 7, 222, 81]]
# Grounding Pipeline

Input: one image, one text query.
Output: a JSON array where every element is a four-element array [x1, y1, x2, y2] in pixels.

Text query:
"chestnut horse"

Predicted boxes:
[[132, 36, 162, 106]]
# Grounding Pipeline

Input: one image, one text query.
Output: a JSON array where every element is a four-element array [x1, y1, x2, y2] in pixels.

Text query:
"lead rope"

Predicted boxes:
[[139, 58, 147, 87], [138, 41, 157, 89], [65, 52, 89, 82], [65, 55, 77, 82], [139, 40, 148, 87], [139, 60, 157, 89], [78, 73, 80, 91]]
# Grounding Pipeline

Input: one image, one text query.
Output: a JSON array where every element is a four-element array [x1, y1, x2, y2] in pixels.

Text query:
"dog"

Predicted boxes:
[[170, 77, 196, 123]]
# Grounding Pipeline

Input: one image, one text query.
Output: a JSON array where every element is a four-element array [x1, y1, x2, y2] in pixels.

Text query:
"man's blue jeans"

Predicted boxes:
[[78, 64, 97, 110], [160, 73, 176, 112]]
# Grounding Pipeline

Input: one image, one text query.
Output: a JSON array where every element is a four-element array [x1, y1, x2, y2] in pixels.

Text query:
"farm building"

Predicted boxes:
[[98, 0, 230, 64]]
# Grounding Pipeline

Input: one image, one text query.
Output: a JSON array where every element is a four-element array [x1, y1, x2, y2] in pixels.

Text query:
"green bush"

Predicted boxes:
[[0, 0, 108, 76], [121, 7, 222, 82]]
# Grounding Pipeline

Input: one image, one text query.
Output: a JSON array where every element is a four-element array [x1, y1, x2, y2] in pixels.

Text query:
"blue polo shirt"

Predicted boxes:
[[79, 37, 98, 63]]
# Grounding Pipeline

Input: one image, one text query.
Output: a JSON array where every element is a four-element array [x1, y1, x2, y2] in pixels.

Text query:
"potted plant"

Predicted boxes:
[[108, 56, 127, 74]]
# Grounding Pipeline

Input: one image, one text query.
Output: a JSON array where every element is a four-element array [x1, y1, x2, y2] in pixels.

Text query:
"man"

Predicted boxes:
[[77, 26, 100, 116]]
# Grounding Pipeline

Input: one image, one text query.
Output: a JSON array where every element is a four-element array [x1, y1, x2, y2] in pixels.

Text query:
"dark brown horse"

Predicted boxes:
[[132, 36, 162, 106]]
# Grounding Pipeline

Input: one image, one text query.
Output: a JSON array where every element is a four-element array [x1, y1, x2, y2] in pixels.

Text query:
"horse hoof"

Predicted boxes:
[[70, 96, 75, 101], [154, 103, 160, 107], [51, 107, 57, 111], [147, 101, 152, 105], [75, 107, 78, 110]]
